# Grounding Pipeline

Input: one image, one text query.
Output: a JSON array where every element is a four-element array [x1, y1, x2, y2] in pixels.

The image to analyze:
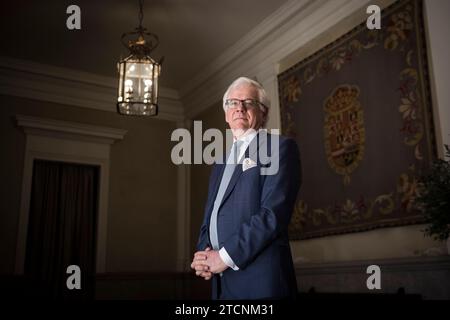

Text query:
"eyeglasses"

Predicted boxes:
[[224, 99, 266, 111]]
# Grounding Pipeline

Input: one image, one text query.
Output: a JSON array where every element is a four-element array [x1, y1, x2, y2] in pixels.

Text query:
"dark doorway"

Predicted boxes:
[[24, 159, 99, 300]]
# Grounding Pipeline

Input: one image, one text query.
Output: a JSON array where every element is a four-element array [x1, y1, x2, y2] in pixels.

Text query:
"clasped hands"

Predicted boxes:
[[190, 247, 228, 280]]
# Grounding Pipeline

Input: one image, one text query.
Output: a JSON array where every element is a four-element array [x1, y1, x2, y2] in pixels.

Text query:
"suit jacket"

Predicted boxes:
[[196, 132, 302, 299]]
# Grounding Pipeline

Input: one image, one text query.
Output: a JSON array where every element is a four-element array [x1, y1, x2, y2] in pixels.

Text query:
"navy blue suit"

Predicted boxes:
[[196, 133, 301, 299]]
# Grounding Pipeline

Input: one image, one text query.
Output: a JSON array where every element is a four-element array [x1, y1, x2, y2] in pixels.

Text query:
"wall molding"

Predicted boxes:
[[0, 57, 184, 122], [16, 114, 128, 144], [296, 255, 450, 274], [180, 0, 385, 122], [178, 0, 317, 98], [175, 120, 192, 272], [14, 115, 127, 275], [295, 255, 450, 299]]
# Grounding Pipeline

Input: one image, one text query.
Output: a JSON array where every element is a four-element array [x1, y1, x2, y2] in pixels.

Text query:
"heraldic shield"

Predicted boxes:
[[323, 85, 365, 185]]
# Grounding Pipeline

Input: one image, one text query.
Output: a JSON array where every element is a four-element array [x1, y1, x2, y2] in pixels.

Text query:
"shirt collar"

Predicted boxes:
[[234, 129, 258, 144], [232, 129, 258, 162]]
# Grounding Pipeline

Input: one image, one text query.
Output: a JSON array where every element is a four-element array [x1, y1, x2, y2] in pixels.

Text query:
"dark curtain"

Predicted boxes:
[[25, 160, 98, 300]]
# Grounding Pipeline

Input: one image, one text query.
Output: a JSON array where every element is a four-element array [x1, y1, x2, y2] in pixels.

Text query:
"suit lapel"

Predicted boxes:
[[219, 132, 268, 207], [219, 163, 243, 208]]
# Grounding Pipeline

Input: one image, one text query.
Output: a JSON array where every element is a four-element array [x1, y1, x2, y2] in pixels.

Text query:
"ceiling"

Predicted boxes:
[[1, 0, 288, 91]]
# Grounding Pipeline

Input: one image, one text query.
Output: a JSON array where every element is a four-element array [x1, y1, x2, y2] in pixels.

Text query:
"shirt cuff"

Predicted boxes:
[[219, 247, 239, 271]]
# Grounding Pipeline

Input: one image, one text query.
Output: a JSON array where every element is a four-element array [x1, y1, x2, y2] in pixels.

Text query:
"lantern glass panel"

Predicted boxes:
[[117, 57, 159, 116]]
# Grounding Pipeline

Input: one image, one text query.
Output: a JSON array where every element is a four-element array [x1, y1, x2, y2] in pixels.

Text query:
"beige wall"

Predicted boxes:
[[189, 102, 227, 254], [186, 0, 450, 267], [186, 0, 450, 265], [291, 224, 446, 264], [0, 94, 178, 274], [424, 0, 450, 158]]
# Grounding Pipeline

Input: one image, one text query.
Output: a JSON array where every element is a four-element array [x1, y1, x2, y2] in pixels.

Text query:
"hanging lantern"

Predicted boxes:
[[117, 0, 163, 116]]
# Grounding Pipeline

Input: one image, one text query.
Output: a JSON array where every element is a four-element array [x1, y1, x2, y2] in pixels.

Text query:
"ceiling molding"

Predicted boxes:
[[16, 114, 128, 145], [181, 0, 376, 119], [179, 0, 316, 99], [1, 0, 382, 122], [0, 57, 184, 122]]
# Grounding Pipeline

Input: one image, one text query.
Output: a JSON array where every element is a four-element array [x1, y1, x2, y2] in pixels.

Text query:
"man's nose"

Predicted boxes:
[[235, 103, 246, 112]]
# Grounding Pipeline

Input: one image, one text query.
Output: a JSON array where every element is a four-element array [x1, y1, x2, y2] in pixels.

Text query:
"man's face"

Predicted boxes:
[[225, 85, 266, 137]]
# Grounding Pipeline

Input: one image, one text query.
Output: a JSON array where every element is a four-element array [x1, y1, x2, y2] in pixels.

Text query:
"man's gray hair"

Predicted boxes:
[[222, 77, 270, 127]]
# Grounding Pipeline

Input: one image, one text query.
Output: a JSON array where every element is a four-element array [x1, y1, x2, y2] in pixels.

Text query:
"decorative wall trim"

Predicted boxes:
[[14, 115, 127, 275], [16, 114, 128, 144], [295, 255, 450, 299], [296, 255, 450, 274], [180, 0, 390, 122], [175, 121, 192, 272], [179, 0, 316, 97], [0, 57, 184, 122]]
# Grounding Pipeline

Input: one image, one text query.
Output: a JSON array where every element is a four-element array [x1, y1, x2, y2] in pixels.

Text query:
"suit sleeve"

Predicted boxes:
[[222, 138, 301, 269]]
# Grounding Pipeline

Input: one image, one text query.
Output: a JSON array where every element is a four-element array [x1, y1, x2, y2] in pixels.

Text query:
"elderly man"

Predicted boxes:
[[191, 77, 301, 299]]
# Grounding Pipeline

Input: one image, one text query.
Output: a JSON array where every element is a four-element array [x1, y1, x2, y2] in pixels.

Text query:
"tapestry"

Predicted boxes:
[[279, 0, 436, 240]]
